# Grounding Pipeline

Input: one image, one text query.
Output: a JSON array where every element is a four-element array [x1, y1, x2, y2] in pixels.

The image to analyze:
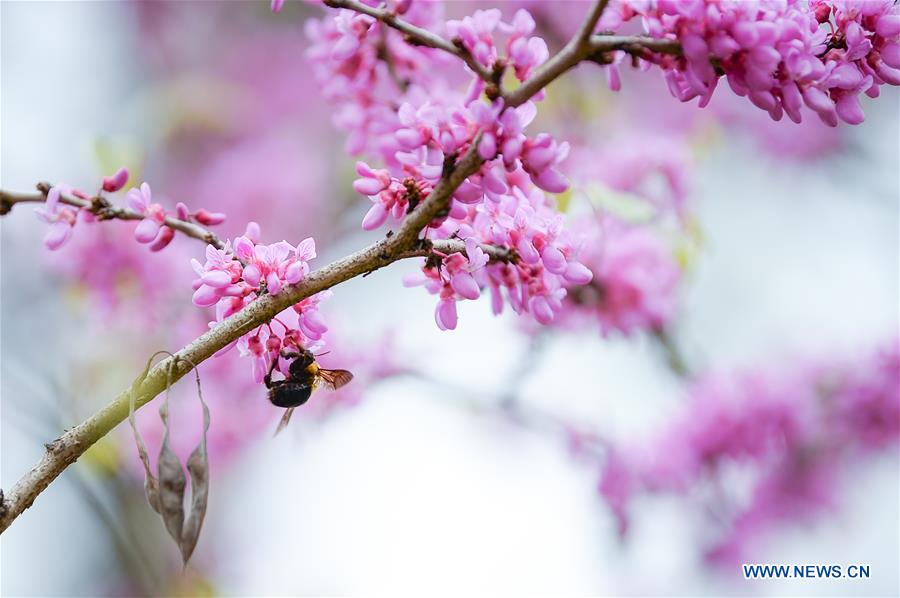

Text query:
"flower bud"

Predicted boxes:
[[101, 167, 129, 193], [193, 209, 227, 226]]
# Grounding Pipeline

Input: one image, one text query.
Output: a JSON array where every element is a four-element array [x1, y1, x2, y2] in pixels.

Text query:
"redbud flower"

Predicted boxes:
[[126, 183, 168, 244], [34, 186, 78, 250], [610, 0, 900, 126], [353, 161, 391, 196]]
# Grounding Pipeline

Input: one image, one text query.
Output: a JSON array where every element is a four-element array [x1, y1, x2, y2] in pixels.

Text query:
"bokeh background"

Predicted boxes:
[[1, 1, 898, 596]]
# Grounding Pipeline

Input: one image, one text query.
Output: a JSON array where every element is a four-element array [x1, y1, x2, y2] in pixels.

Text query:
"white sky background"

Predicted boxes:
[[1, 2, 898, 596]]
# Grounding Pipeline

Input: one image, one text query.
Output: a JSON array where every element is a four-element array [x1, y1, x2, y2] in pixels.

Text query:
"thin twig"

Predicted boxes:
[[323, 0, 494, 82], [503, 0, 609, 107], [0, 184, 225, 250]]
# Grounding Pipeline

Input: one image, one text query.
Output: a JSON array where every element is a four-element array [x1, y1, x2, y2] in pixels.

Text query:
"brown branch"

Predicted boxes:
[[588, 34, 682, 57], [0, 0, 640, 535], [399, 238, 515, 263], [323, 0, 494, 82], [503, 0, 608, 108], [0, 184, 225, 250]]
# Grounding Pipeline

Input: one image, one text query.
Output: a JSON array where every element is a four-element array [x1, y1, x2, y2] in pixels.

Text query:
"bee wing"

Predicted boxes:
[[274, 408, 295, 436], [317, 368, 354, 390]]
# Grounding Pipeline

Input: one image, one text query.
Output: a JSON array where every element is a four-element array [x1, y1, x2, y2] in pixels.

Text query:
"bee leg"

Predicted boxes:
[[264, 353, 280, 388]]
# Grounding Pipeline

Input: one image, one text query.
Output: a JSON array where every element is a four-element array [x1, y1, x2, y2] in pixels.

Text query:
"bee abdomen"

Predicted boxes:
[[268, 382, 314, 408]]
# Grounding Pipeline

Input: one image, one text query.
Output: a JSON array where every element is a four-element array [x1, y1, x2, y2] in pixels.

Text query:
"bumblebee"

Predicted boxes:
[[264, 348, 353, 433]]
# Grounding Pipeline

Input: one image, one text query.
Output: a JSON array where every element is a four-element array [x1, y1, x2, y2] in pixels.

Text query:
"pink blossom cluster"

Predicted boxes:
[[305, 2, 593, 329], [352, 100, 592, 329], [558, 215, 682, 336], [190, 223, 330, 382], [353, 98, 570, 225], [606, 0, 900, 125], [403, 179, 593, 329], [304, 1, 449, 162], [446, 8, 550, 82], [303, 3, 554, 162], [598, 339, 900, 563]]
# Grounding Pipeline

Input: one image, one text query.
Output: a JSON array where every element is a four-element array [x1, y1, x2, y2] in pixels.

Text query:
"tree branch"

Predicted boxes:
[[504, 33, 682, 108], [0, 135, 507, 532], [0, 0, 633, 534], [504, 0, 681, 109], [322, 0, 494, 82], [321, 0, 683, 111], [0, 184, 226, 250], [588, 34, 682, 57]]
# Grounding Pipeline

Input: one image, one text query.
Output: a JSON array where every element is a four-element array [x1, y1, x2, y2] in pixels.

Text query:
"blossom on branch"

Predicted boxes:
[[190, 223, 330, 382], [603, 0, 900, 126], [34, 187, 79, 250]]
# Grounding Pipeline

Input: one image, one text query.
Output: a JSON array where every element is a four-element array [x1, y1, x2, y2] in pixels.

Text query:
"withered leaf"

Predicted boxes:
[[128, 351, 212, 567], [180, 381, 210, 566], [157, 362, 187, 548]]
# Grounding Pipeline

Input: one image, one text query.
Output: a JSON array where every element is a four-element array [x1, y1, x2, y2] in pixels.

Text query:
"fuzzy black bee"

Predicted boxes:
[[264, 348, 353, 434]]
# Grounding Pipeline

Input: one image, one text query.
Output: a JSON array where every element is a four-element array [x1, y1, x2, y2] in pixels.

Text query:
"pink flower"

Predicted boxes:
[[353, 161, 391, 196], [503, 9, 549, 81], [191, 244, 244, 308], [126, 183, 168, 244], [34, 186, 78, 250], [447, 9, 503, 68]]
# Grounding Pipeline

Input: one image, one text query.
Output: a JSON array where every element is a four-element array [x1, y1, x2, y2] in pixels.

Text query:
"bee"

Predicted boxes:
[[264, 348, 353, 434]]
